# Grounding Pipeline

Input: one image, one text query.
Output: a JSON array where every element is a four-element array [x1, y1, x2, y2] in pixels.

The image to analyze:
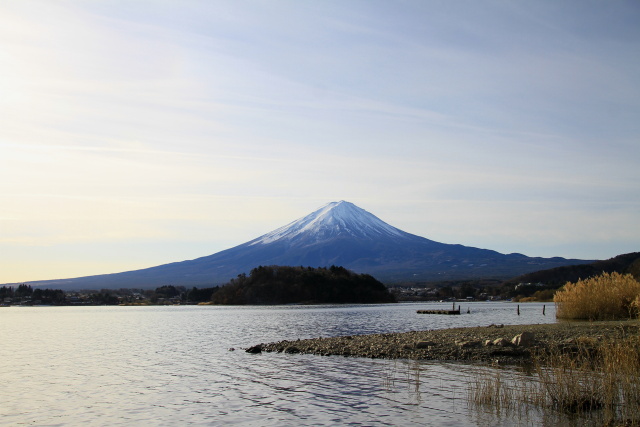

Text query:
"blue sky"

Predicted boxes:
[[1, 0, 639, 283]]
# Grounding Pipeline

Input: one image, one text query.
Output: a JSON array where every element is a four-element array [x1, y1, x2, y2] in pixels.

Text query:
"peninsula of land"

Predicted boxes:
[[249, 320, 640, 365]]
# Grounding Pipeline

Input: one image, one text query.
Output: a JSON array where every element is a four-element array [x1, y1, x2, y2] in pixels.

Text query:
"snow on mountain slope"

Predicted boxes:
[[249, 201, 405, 245]]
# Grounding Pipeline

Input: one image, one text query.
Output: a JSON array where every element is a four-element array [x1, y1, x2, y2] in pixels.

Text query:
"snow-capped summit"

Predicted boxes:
[[250, 201, 404, 245]]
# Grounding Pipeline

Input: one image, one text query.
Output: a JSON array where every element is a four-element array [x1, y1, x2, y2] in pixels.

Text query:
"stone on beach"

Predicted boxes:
[[245, 344, 262, 354], [416, 341, 435, 349], [492, 338, 511, 347], [456, 340, 481, 348], [511, 332, 535, 347]]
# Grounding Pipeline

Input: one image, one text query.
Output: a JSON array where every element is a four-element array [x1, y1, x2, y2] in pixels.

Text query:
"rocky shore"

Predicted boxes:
[[247, 320, 640, 364]]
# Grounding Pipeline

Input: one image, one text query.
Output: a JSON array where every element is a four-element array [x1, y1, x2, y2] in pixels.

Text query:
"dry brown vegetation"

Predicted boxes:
[[468, 336, 640, 425], [470, 272, 640, 424], [554, 272, 640, 320]]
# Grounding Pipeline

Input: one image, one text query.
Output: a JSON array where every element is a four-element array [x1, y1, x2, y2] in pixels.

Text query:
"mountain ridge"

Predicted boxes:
[[12, 201, 592, 290], [502, 252, 640, 287]]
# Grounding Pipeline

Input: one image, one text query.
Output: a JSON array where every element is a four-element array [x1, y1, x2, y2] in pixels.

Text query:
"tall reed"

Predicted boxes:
[[554, 272, 640, 320], [468, 337, 640, 425]]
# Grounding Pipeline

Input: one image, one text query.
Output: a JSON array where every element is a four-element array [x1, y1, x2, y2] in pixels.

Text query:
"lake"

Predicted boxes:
[[2, 302, 579, 426]]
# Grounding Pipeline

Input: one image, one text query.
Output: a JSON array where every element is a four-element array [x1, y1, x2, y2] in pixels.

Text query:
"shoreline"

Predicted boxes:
[[251, 320, 640, 364]]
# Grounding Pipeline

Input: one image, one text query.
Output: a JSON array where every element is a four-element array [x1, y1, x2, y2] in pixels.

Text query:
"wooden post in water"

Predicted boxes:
[[517, 304, 520, 316], [452, 301, 455, 311], [543, 305, 546, 316], [467, 307, 470, 314]]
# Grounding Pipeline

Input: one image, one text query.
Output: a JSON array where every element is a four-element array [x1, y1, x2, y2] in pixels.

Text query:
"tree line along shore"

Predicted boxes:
[[4, 252, 638, 306], [1, 265, 394, 306]]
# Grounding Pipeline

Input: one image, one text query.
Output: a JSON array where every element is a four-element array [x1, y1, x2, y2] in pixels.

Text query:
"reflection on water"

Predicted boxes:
[[1, 302, 577, 426]]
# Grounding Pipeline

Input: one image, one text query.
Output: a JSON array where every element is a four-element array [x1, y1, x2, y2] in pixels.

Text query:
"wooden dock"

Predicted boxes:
[[416, 309, 461, 315]]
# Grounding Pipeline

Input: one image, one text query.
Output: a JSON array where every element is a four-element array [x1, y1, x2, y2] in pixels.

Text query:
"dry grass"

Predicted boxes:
[[554, 272, 640, 320], [468, 336, 640, 425], [471, 272, 640, 423], [468, 370, 523, 411]]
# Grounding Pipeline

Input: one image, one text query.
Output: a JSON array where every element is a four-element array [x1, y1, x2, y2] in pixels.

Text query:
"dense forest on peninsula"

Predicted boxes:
[[211, 265, 396, 305]]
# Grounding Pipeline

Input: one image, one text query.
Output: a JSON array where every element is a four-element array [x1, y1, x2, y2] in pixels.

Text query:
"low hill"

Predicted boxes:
[[503, 252, 640, 287], [211, 265, 396, 305]]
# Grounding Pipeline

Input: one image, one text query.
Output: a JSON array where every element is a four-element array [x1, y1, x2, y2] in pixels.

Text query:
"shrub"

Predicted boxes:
[[554, 272, 640, 320], [516, 289, 556, 302]]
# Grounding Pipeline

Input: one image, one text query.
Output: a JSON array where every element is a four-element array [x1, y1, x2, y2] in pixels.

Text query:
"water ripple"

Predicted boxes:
[[1, 303, 561, 426]]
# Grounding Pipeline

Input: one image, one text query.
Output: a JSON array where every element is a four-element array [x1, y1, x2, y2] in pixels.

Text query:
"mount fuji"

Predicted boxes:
[[22, 201, 590, 290]]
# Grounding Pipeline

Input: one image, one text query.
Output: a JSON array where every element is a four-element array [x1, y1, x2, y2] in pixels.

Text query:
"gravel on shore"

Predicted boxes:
[[248, 320, 640, 364]]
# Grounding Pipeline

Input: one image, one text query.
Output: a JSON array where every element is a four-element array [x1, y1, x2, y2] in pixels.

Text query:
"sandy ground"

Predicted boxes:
[[249, 320, 640, 364]]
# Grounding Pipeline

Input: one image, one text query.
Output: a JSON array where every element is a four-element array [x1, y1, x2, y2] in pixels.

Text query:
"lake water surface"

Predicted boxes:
[[2, 302, 579, 426]]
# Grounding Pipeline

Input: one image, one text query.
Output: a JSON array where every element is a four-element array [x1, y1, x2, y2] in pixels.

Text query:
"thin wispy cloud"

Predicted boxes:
[[1, 0, 638, 282]]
